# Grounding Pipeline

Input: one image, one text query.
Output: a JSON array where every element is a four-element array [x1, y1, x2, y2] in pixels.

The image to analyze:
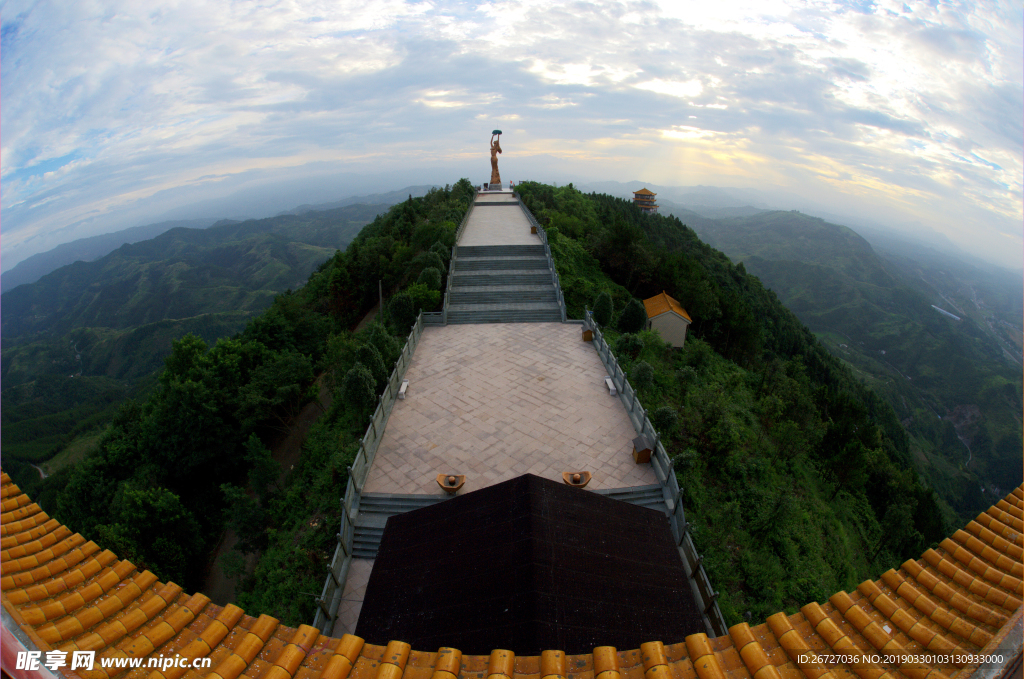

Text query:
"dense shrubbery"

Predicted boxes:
[[27, 182, 474, 622], [517, 181, 946, 623], [592, 290, 613, 327]]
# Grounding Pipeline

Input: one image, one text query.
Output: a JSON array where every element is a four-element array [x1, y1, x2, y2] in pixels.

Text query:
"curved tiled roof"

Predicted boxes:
[[2, 471, 1022, 679], [643, 292, 692, 323]]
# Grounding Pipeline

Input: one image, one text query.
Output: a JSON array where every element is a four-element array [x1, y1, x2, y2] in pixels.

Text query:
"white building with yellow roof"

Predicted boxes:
[[643, 290, 692, 348]]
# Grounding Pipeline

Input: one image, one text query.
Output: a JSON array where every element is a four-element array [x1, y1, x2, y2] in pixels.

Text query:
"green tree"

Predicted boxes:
[[388, 291, 416, 331], [418, 266, 442, 290], [341, 362, 377, 416], [95, 486, 203, 586], [430, 241, 451, 263], [615, 333, 644, 359], [411, 251, 445, 278], [593, 291, 614, 326], [618, 297, 648, 333], [652, 406, 679, 436], [244, 434, 280, 498], [221, 484, 268, 555], [357, 343, 388, 392], [237, 351, 314, 431], [630, 360, 655, 393], [872, 499, 923, 561], [368, 322, 401, 368], [829, 441, 870, 500], [219, 551, 247, 580], [405, 283, 440, 313]]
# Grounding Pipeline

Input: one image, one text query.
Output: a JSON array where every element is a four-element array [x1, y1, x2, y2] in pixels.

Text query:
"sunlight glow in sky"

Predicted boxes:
[[2, 0, 1021, 268]]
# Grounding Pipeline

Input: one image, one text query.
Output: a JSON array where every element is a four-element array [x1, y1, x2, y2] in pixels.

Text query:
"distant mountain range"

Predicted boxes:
[[654, 204, 1022, 510], [1, 203, 386, 388], [275, 184, 437, 216], [578, 181, 995, 268], [1, 219, 218, 293], [1, 185, 438, 293], [0, 201, 396, 467]]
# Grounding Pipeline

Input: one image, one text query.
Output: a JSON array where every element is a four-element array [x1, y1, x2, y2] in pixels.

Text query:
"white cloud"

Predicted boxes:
[[1, 0, 1020, 269], [635, 79, 705, 99]]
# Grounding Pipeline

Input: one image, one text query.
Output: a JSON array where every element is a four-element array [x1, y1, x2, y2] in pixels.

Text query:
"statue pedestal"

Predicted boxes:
[[485, 182, 503, 191]]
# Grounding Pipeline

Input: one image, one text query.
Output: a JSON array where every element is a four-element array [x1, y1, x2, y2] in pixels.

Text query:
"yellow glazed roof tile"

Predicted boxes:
[[1, 474, 1021, 679], [643, 291, 693, 323]]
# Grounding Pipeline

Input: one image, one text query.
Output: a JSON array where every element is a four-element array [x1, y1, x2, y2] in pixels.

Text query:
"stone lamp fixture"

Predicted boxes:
[[436, 474, 466, 494], [562, 471, 592, 487]]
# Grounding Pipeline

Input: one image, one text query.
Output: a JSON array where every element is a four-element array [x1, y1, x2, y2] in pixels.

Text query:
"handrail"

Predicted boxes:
[[441, 187, 478, 325], [582, 309, 729, 637], [312, 311, 427, 631], [514, 194, 568, 322]]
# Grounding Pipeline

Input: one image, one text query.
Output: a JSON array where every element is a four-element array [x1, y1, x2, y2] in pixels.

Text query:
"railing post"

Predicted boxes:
[[314, 298, 434, 632], [347, 466, 363, 494], [704, 591, 720, 615], [576, 289, 727, 636]]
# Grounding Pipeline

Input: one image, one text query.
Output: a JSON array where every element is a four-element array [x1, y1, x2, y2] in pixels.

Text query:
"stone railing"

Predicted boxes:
[[583, 309, 729, 637], [312, 311, 427, 632], [514, 195, 568, 323], [433, 188, 478, 325]]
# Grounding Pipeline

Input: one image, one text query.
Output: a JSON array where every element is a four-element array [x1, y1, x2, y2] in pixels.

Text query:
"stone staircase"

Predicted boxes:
[[446, 245, 562, 324], [352, 493, 450, 558], [352, 485, 667, 559], [593, 484, 668, 513]]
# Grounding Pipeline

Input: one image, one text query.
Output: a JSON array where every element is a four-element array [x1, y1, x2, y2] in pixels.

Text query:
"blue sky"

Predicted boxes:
[[2, 0, 1021, 269]]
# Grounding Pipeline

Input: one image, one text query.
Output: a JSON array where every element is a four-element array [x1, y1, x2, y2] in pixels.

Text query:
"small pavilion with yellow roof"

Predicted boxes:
[[643, 291, 692, 348], [633, 188, 658, 214]]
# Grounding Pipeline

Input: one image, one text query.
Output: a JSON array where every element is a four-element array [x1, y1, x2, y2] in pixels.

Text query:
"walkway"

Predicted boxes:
[[334, 194, 658, 637], [363, 323, 656, 494], [459, 197, 538, 246]]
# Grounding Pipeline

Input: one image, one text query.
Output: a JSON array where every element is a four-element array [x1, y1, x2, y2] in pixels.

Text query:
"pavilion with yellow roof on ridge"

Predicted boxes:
[[633, 188, 658, 215]]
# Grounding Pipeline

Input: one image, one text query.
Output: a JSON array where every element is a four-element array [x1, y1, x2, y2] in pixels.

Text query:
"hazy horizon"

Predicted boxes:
[[3, 1, 1021, 270], [7, 176, 1019, 280]]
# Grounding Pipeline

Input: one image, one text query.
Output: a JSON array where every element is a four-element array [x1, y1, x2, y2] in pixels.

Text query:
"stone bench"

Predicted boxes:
[[604, 376, 616, 396]]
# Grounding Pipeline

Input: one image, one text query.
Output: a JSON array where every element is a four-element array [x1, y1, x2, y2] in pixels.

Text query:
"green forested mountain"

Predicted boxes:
[[3, 204, 386, 340], [1, 203, 385, 480], [0, 218, 219, 293], [658, 208, 1022, 518], [4, 181, 983, 629]]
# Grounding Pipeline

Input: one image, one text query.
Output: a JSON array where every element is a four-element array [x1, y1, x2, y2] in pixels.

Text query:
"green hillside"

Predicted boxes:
[[6, 182, 973, 627], [667, 209, 1022, 518], [2, 204, 385, 340], [1, 203, 384, 480]]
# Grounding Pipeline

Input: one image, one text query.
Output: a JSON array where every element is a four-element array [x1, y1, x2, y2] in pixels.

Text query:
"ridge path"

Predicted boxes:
[[335, 192, 657, 636]]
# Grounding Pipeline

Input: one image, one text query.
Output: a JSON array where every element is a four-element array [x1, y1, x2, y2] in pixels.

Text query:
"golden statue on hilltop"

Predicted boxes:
[[490, 131, 502, 186]]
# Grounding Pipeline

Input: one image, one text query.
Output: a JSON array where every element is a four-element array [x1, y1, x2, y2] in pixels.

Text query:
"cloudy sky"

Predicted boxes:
[[2, 0, 1021, 269]]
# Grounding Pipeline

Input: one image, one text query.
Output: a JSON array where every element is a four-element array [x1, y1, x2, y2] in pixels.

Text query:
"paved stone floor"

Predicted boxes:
[[363, 323, 657, 495], [331, 559, 372, 638], [459, 202, 539, 246]]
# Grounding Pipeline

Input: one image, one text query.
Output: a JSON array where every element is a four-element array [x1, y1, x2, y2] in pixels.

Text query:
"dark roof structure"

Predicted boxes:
[[355, 475, 704, 655], [1, 471, 1023, 679]]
